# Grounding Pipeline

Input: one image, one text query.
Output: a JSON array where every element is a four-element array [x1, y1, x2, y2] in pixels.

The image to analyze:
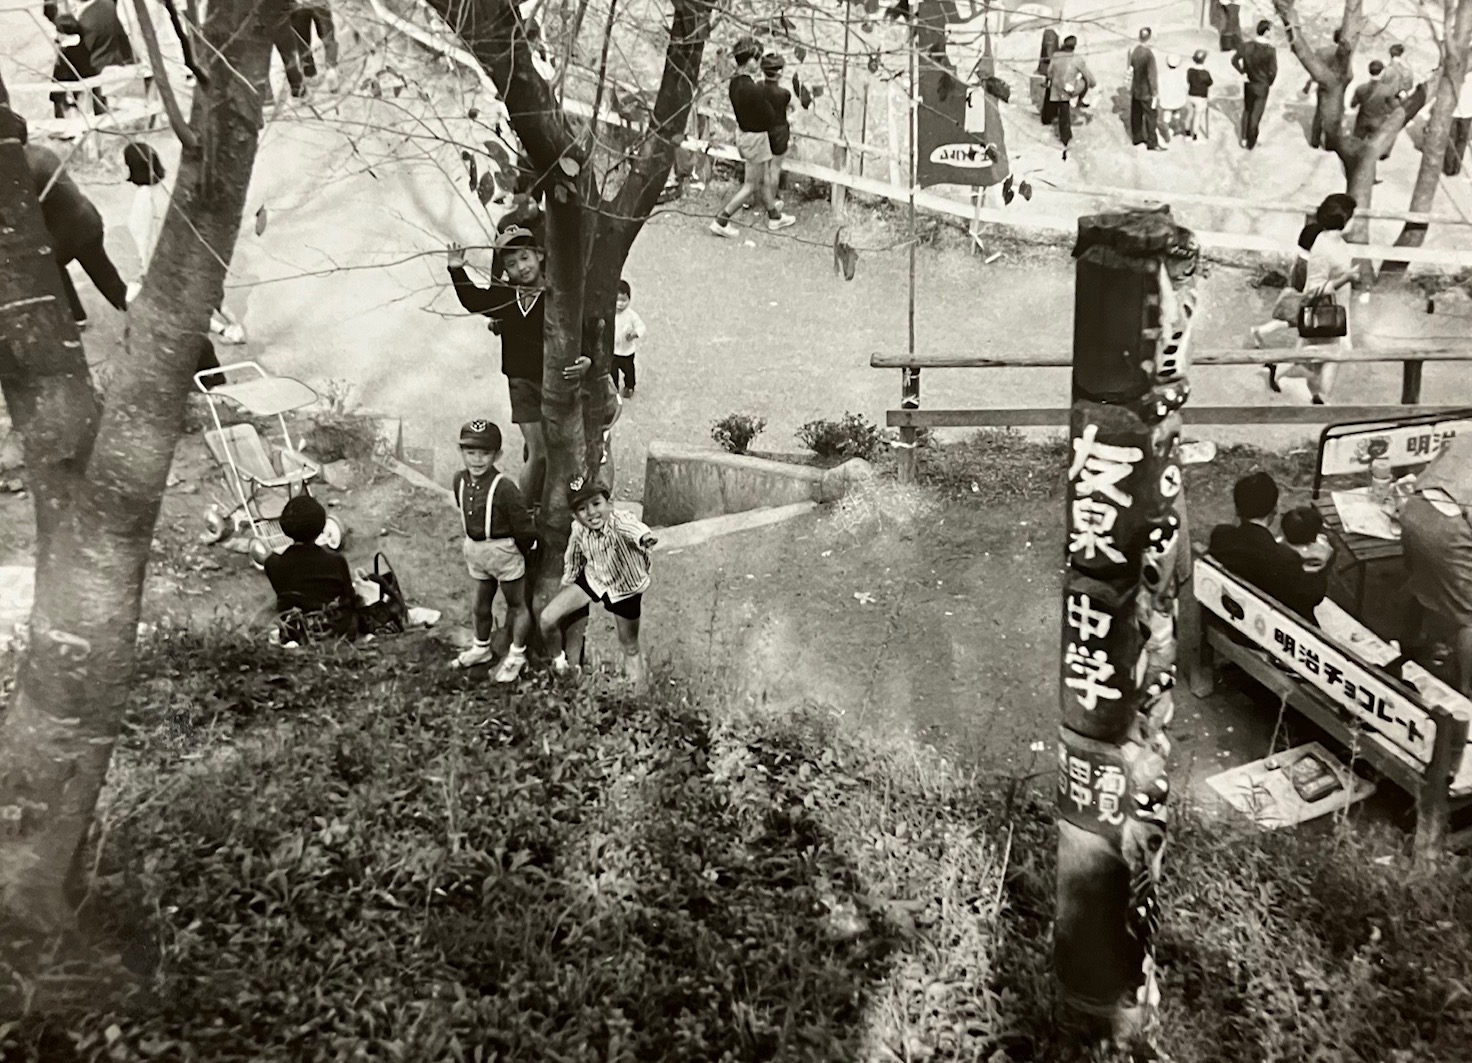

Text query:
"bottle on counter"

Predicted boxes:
[[1369, 454, 1394, 509]]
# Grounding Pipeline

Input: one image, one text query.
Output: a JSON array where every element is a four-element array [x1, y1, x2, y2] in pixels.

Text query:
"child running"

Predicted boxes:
[[611, 279, 645, 399], [539, 477, 658, 689], [450, 420, 537, 681]]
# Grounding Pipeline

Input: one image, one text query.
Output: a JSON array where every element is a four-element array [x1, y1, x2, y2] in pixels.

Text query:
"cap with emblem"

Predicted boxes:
[[567, 475, 609, 510], [495, 225, 538, 251], [459, 420, 502, 451]]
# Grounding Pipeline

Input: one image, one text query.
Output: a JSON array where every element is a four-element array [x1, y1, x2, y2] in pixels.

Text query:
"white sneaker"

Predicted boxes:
[[454, 642, 495, 668], [126, 281, 142, 306], [709, 219, 738, 238], [493, 651, 526, 683], [766, 213, 796, 232], [219, 323, 246, 345]]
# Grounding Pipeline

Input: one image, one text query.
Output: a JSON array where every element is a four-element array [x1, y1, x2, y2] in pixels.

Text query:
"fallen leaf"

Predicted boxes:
[[254, 206, 268, 236], [558, 157, 580, 176]]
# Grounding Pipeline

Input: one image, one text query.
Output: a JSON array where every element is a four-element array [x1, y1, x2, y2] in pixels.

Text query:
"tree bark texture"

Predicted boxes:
[[0, 0, 281, 936], [1387, 0, 1472, 265], [428, 0, 711, 608]]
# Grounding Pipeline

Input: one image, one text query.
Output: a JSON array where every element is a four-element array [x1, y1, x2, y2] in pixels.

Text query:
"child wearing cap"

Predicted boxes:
[[263, 493, 357, 643], [451, 419, 537, 680], [539, 477, 658, 689], [446, 224, 592, 507], [759, 53, 792, 214]]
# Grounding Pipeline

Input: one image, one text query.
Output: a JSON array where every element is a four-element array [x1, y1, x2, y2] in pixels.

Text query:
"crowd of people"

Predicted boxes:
[[1036, 18, 1447, 166]]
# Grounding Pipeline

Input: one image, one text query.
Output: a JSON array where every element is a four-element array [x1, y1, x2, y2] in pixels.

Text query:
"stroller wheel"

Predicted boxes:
[[317, 516, 345, 551], [200, 505, 231, 544], [247, 536, 273, 570]]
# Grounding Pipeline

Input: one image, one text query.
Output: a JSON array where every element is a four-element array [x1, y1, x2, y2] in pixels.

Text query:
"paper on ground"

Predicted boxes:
[[1205, 741, 1375, 831]]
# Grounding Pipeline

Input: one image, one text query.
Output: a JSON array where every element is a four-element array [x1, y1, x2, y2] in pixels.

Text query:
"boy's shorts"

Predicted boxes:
[[464, 536, 525, 582], [573, 573, 642, 619], [506, 376, 542, 424], [736, 130, 773, 166]]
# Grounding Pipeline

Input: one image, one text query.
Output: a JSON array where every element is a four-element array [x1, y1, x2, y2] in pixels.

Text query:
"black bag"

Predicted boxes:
[[1297, 290, 1347, 339], [356, 553, 410, 635]]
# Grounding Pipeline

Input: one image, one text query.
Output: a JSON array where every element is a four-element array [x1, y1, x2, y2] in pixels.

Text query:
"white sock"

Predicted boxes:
[[553, 651, 568, 667], [507, 644, 526, 657], [472, 638, 491, 649]]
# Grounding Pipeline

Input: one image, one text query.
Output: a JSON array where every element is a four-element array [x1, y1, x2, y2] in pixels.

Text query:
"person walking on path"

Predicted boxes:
[[1046, 35, 1094, 159], [1352, 61, 1398, 160], [1233, 20, 1277, 149], [1129, 28, 1162, 151], [275, 0, 339, 100], [20, 118, 128, 327], [47, 13, 97, 118], [1253, 193, 1357, 404], [1186, 50, 1213, 140], [710, 36, 795, 237], [123, 142, 247, 344], [1157, 54, 1188, 142], [1445, 66, 1472, 176], [1384, 43, 1413, 99], [759, 52, 792, 214]]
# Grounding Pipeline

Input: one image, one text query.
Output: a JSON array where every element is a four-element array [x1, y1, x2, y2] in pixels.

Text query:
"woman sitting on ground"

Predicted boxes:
[[1401, 433, 1472, 695], [263, 494, 356, 643]]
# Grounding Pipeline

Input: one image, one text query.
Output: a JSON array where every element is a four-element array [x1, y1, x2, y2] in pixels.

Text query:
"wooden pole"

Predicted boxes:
[[1402, 360, 1425, 404], [858, 83, 870, 178], [833, 0, 852, 218], [886, 79, 903, 189], [899, 21, 919, 483], [1055, 208, 1198, 1053], [969, 185, 983, 254]]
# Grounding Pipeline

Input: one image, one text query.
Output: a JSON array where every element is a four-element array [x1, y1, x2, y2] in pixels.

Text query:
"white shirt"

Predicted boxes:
[[613, 307, 646, 357], [1157, 64, 1188, 111], [1304, 230, 1353, 303], [129, 181, 171, 272], [1455, 70, 1472, 120]]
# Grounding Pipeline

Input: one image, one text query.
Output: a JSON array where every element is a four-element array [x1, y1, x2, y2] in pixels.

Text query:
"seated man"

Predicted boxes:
[[1400, 433, 1472, 694], [263, 494, 356, 642], [1208, 471, 1330, 620]]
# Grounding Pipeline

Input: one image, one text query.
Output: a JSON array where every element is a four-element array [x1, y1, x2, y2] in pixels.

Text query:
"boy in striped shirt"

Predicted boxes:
[[539, 478, 658, 689]]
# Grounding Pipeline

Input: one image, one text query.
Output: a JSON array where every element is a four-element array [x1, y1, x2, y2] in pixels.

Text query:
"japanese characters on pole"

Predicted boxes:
[[1056, 207, 1199, 1043]]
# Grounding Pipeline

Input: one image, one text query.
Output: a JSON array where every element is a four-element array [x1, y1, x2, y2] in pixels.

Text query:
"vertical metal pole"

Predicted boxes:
[[898, 18, 919, 484], [1402, 360, 1424, 405], [1056, 207, 1198, 1052]]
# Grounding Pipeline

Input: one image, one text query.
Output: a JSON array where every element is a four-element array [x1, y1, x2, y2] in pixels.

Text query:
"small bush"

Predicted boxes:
[[797, 412, 886, 462], [711, 412, 767, 455], [300, 380, 383, 464]]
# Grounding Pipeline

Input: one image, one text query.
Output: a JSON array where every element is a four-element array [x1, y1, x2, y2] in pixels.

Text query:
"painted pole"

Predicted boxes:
[[1055, 206, 1199, 1050]]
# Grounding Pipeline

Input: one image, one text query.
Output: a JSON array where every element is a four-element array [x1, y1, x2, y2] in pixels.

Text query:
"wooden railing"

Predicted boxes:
[[874, 343, 1472, 481]]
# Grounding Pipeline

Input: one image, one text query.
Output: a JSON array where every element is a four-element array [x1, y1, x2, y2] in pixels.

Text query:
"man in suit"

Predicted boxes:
[[1232, 19, 1278, 149], [1208, 472, 1330, 620], [1128, 28, 1162, 150], [1352, 61, 1400, 160]]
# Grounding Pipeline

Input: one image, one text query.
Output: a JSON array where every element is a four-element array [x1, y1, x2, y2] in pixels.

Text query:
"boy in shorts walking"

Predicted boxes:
[[759, 52, 792, 213], [710, 36, 796, 237], [451, 420, 537, 681], [539, 478, 658, 690]]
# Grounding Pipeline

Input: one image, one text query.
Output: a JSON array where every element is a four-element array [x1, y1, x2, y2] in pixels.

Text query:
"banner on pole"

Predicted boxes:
[[914, 0, 1010, 188]]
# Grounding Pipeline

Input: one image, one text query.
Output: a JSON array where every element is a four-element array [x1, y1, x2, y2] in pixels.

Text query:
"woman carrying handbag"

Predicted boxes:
[[1252, 193, 1357, 404]]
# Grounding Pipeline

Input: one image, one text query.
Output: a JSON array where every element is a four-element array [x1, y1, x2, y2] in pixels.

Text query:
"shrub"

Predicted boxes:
[[300, 380, 383, 464], [796, 412, 886, 462], [710, 412, 767, 455]]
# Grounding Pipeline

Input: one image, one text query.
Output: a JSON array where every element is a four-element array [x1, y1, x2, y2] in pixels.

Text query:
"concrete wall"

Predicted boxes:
[[643, 440, 873, 527]]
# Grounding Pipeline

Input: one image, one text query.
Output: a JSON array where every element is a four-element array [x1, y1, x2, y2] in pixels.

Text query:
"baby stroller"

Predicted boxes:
[[195, 361, 345, 568]]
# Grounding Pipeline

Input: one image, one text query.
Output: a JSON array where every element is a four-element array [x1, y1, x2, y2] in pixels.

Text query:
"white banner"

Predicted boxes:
[[1194, 559, 1437, 763], [1319, 417, 1472, 479]]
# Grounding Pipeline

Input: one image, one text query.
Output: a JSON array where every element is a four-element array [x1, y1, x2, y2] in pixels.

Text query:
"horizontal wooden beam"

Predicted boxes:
[[1046, 180, 1472, 228], [870, 345, 1472, 370], [887, 405, 1468, 428]]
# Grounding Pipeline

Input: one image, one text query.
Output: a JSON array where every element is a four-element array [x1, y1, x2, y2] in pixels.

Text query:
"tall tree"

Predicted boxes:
[[1275, 0, 1429, 215], [423, 0, 713, 613], [1387, 0, 1472, 262], [0, 0, 283, 935]]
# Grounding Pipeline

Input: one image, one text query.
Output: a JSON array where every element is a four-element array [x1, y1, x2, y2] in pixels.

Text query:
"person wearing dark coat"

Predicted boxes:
[[19, 117, 129, 326], [1208, 472, 1330, 620], [74, 0, 137, 112]]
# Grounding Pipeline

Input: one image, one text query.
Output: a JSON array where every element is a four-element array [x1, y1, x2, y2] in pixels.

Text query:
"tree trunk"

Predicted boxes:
[[0, 0, 281, 937], [430, 0, 711, 610], [1386, 0, 1472, 268]]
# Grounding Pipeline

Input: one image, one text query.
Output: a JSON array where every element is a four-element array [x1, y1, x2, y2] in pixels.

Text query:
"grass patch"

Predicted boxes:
[[1, 627, 1005, 1061]]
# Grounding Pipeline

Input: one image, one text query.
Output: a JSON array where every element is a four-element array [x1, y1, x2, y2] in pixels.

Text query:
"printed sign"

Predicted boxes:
[[1057, 730, 1129, 843], [1318, 416, 1472, 478], [1194, 559, 1438, 762]]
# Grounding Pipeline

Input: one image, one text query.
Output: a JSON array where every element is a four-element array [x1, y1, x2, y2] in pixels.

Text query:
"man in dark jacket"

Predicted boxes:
[[1233, 19, 1278, 149], [1128, 28, 1161, 150], [1208, 472, 1330, 620], [1047, 36, 1096, 157], [20, 117, 129, 326], [75, 0, 137, 111]]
